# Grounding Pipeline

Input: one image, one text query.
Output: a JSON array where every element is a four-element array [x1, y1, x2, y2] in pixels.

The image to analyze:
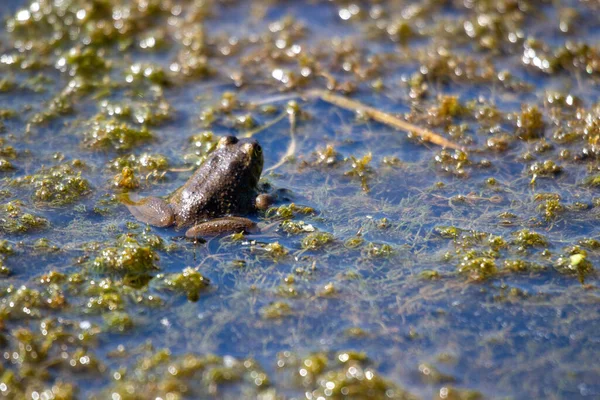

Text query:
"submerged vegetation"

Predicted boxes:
[[0, 0, 598, 398]]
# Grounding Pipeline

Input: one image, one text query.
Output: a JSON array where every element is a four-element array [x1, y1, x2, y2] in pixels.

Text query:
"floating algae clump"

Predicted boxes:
[[104, 311, 133, 332], [555, 247, 595, 284], [125, 63, 169, 86], [365, 242, 394, 258], [0, 285, 67, 320], [261, 301, 293, 319], [0, 259, 10, 276], [276, 351, 418, 399], [183, 131, 219, 165], [112, 166, 139, 190], [458, 254, 498, 281], [0, 201, 49, 234], [0, 159, 15, 171], [345, 153, 374, 191], [512, 229, 548, 249], [92, 350, 269, 399], [582, 174, 600, 187], [516, 105, 545, 140], [537, 198, 564, 221], [528, 160, 562, 176], [503, 259, 545, 273], [90, 235, 159, 276], [85, 279, 125, 312], [262, 242, 289, 260], [85, 116, 153, 151], [108, 153, 169, 177], [57, 46, 110, 77], [266, 203, 315, 220], [435, 386, 484, 400], [301, 232, 335, 250], [10, 162, 91, 206], [163, 267, 210, 302], [0, 240, 13, 255]]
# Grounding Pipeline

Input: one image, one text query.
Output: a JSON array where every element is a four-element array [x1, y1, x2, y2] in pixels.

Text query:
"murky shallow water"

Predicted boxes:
[[0, 1, 599, 399]]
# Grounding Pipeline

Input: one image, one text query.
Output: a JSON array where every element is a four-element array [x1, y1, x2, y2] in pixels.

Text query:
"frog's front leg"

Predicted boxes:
[[185, 217, 257, 238], [124, 196, 175, 227]]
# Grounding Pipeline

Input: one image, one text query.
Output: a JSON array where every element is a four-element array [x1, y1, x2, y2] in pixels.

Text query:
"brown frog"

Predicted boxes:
[[125, 136, 270, 238]]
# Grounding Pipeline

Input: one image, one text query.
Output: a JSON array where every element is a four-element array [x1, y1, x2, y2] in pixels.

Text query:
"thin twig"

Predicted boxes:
[[308, 89, 463, 150], [169, 166, 195, 172], [242, 110, 287, 138], [250, 92, 303, 106]]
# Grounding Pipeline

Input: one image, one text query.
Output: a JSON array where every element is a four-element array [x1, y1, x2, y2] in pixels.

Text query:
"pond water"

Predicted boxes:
[[0, 1, 599, 399]]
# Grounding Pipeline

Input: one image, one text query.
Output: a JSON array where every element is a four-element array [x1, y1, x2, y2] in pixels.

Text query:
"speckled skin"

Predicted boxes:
[[169, 136, 263, 226], [125, 136, 264, 236]]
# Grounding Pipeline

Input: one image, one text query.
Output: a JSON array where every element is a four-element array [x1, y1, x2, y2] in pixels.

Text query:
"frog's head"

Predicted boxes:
[[217, 136, 263, 187]]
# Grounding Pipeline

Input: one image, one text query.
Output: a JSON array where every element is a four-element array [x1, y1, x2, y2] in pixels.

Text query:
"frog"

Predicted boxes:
[[125, 135, 271, 238]]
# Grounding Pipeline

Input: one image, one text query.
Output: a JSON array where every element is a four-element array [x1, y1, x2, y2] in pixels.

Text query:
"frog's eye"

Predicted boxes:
[[218, 136, 238, 148]]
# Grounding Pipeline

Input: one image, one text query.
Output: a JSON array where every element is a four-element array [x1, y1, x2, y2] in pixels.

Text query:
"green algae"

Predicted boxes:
[[0, 139, 17, 159], [0, 0, 599, 398], [183, 131, 219, 166], [512, 229, 548, 249], [0, 241, 12, 255], [345, 153, 373, 192], [89, 235, 159, 276], [85, 116, 153, 151], [163, 267, 210, 302], [58, 46, 110, 78], [101, 99, 172, 126], [0, 201, 49, 234], [108, 153, 169, 180], [276, 351, 418, 399], [536, 197, 565, 221], [33, 238, 60, 253], [435, 387, 483, 400], [515, 105, 545, 140], [112, 166, 139, 190], [418, 363, 455, 385], [280, 220, 316, 235], [0, 285, 67, 321], [503, 259, 545, 274], [84, 280, 125, 313], [0, 317, 101, 399], [457, 255, 497, 281], [555, 247, 595, 284], [365, 242, 394, 258], [0, 159, 15, 171], [301, 232, 335, 251], [91, 349, 270, 400], [9, 162, 91, 206], [261, 242, 289, 261], [104, 311, 134, 332], [266, 203, 315, 220], [125, 63, 169, 86], [260, 302, 292, 320], [528, 160, 562, 177], [319, 282, 336, 297]]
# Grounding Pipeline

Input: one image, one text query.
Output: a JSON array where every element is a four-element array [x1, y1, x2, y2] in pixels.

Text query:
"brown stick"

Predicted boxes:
[[308, 89, 463, 151]]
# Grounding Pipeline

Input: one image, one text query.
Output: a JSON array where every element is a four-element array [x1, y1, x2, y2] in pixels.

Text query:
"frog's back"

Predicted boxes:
[[169, 139, 262, 226]]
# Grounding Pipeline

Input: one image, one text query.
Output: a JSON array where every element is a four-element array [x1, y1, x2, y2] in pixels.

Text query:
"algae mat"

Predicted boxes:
[[0, 1, 599, 399]]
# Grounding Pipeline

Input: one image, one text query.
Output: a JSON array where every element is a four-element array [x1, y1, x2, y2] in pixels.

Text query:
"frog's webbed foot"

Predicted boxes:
[[185, 217, 257, 238], [123, 195, 174, 227]]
